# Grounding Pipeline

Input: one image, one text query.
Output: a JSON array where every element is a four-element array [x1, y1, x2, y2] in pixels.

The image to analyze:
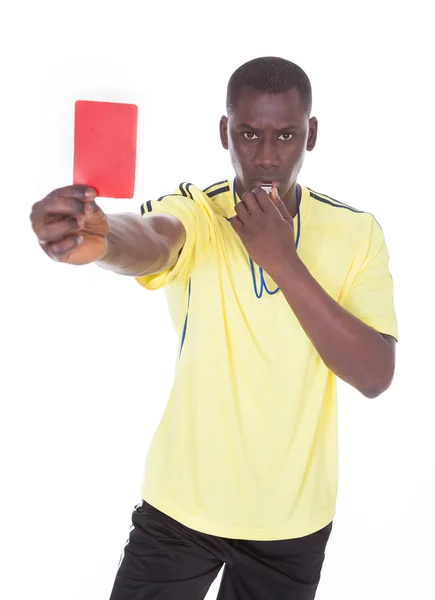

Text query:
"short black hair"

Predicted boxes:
[[226, 56, 312, 115]]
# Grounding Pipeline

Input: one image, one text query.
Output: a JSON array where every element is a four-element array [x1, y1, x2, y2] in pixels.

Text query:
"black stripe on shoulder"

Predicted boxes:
[[207, 185, 230, 198], [178, 182, 195, 200], [309, 190, 364, 213], [140, 200, 154, 214], [203, 180, 228, 193], [141, 193, 181, 214]]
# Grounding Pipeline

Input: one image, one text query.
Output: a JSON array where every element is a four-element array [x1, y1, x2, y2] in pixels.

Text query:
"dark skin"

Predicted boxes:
[[220, 86, 396, 398], [30, 84, 395, 397], [30, 187, 186, 274], [220, 86, 317, 219]]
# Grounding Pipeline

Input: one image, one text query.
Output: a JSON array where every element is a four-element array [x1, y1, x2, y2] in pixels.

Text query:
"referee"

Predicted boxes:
[[30, 57, 398, 600]]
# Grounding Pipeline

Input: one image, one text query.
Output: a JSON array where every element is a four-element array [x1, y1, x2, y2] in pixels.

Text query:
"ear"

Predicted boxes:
[[307, 117, 318, 152], [220, 116, 229, 150]]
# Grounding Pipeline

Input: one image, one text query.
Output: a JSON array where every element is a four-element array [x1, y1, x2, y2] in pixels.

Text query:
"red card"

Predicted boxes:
[[73, 100, 138, 198]]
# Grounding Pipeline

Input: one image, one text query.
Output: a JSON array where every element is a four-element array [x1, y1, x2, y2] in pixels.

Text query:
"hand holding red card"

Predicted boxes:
[[73, 100, 138, 198]]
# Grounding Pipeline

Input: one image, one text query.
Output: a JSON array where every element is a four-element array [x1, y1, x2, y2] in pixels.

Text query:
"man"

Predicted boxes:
[[30, 57, 398, 600]]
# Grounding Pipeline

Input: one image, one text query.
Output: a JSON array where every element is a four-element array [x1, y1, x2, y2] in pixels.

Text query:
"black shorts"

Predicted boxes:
[[109, 500, 332, 600]]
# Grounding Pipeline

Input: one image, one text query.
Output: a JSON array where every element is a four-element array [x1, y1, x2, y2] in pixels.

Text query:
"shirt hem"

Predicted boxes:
[[141, 490, 336, 541]]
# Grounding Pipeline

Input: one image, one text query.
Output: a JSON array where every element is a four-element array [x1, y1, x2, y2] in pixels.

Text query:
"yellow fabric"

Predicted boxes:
[[136, 179, 398, 540]]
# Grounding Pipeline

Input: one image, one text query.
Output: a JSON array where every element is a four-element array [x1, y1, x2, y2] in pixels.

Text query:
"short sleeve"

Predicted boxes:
[[341, 218, 398, 341], [135, 183, 212, 290]]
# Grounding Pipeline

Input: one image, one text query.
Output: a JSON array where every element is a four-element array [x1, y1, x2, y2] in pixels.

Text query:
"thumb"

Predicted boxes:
[[270, 186, 293, 223]]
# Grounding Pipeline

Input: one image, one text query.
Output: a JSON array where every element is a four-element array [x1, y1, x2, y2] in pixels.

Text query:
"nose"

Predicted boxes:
[[254, 138, 281, 171]]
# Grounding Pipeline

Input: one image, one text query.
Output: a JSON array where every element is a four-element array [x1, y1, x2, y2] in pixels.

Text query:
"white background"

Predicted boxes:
[[1, 1, 434, 599]]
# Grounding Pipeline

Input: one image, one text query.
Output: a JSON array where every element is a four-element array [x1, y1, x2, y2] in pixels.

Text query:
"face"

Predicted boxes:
[[220, 86, 317, 201]]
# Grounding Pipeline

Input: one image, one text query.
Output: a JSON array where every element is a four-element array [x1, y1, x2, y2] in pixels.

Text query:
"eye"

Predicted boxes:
[[278, 132, 293, 141], [243, 132, 258, 140]]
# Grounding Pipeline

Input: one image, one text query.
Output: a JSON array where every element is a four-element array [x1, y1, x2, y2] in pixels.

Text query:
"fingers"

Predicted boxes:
[[270, 186, 293, 222], [31, 196, 91, 228], [234, 189, 266, 225], [30, 185, 98, 240], [270, 186, 284, 208], [30, 185, 97, 261], [47, 184, 97, 201], [45, 235, 84, 260], [251, 187, 274, 212], [38, 216, 85, 244], [234, 200, 250, 225], [241, 190, 264, 215], [231, 214, 244, 234]]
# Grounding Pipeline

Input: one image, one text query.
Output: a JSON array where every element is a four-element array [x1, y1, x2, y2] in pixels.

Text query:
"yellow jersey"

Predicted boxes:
[[136, 178, 398, 541]]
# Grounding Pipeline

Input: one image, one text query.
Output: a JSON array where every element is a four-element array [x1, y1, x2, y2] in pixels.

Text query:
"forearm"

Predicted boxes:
[[96, 213, 171, 277], [272, 258, 395, 397]]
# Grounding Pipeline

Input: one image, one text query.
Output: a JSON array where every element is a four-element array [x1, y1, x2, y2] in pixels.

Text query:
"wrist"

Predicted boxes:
[[268, 254, 305, 285], [96, 237, 110, 262]]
